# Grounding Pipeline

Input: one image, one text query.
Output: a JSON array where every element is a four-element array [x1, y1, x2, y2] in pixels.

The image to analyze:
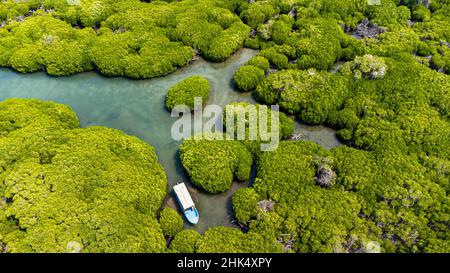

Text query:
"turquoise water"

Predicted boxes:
[[0, 48, 341, 233]]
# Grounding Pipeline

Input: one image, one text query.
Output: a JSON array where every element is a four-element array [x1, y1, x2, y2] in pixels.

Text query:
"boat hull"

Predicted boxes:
[[184, 207, 199, 225], [174, 186, 199, 225]]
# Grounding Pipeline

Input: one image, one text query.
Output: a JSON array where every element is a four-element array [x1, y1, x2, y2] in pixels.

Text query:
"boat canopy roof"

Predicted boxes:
[[174, 183, 195, 210]]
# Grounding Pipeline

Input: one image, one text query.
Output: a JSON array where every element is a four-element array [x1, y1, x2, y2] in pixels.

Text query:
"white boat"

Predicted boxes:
[[173, 183, 199, 225]]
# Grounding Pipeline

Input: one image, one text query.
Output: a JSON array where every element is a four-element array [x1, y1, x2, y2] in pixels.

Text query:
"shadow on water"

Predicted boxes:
[[0, 48, 341, 234]]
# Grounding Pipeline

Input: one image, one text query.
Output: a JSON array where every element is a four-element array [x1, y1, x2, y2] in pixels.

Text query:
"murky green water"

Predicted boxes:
[[0, 48, 341, 233]]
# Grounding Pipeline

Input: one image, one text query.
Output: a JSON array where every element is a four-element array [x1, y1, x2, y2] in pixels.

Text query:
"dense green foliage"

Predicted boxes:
[[179, 101, 295, 193], [230, 141, 450, 253], [159, 207, 184, 238], [232, 188, 259, 223], [169, 229, 202, 253], [340, 54, 387, 79], [179, 138, 252, 193], [195, 226, 282, 253], [0, 0, 250, 77], [246, 56, 270, 72], [0, 99, 168, 253], [227, 0, 449, 253], [1, 0, 449, 77], [235, 1, 450, 158], [332, 56, 449, 158], [165, 76, 210, 111], [89, 30, 194, 79], [1, 0, 449, 253], [255, 69, 351, 124], [223, 102, 295, 141], [169, 226, 284, 253], [234, 65, 265, 92], [250, 142, 373, 252]]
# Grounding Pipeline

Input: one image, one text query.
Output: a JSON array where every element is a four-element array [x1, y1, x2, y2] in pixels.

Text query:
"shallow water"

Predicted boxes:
[[0, 48, 341, 233]]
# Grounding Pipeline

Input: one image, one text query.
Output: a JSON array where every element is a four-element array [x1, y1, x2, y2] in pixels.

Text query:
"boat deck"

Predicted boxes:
[[173, 183, 195, 210]]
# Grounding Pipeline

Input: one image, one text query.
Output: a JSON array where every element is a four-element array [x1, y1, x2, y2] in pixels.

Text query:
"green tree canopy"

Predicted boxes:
[[0, 99, 168, 253], [234, 65, 265, 92], [166, 76, 210, 111], [169, 229, 202, 253], [159, 207, 184, 238], [180, 139, 252, 193]]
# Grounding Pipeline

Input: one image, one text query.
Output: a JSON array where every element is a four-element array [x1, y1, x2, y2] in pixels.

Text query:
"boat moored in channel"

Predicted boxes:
[[173, 183, 199, 225]]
